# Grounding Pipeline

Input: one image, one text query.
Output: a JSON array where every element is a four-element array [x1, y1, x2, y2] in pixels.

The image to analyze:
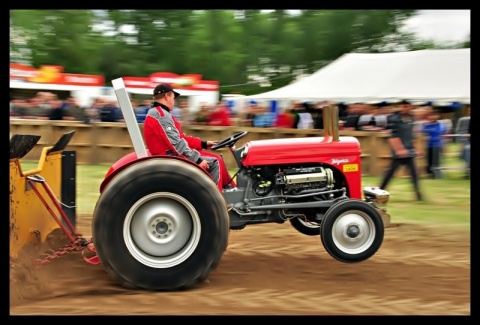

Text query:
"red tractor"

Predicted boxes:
[[88, 79, 390, 291]]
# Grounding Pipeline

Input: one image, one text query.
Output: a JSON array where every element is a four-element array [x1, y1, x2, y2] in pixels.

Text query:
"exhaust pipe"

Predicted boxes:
[[321, 103, 340, 142], [330, 104, 339, 142]]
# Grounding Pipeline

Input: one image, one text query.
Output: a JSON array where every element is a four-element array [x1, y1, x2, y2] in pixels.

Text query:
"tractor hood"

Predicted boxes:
[[241, 136, 361, 166]]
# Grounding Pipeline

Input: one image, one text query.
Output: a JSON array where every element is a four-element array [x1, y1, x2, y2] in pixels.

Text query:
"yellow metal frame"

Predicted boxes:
[[10, 146, 63, 258]]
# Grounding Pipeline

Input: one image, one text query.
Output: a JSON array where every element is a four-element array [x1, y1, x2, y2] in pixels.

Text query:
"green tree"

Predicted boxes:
[[10, 10, 102, 74], [10, 9, 469, 96]]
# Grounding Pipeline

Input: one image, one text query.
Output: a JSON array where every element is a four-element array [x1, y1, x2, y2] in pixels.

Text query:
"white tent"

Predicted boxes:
[[248, 48, 470, 105]]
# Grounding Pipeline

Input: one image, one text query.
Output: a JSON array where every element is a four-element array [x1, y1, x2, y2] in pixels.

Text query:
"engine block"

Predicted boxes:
[[275, 166, 335, 192]]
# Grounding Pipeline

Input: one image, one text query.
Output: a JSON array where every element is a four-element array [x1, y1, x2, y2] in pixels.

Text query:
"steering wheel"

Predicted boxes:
[[211, 131, 248, 150]]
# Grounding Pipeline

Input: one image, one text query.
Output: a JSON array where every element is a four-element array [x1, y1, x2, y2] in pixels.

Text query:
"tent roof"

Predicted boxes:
[[248, 49, 470, 105]]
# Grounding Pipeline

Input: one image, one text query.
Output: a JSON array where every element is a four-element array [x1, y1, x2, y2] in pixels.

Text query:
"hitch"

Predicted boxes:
[[26, 174, 100, 268]]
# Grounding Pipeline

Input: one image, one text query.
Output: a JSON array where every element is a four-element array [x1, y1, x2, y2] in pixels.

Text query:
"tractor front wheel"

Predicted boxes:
[[320, 200, 384, 263]]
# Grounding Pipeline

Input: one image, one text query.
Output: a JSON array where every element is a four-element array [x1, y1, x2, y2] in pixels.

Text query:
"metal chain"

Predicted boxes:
[[34, 235, 91, 270]]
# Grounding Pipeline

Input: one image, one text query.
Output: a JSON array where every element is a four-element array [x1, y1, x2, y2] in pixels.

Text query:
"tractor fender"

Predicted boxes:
[[100, 152, 215, 193]]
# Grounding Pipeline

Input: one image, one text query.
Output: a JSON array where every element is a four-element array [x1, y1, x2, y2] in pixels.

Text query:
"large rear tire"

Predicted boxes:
[[320, 200, 384, 263], [92, 158, 229, 291]]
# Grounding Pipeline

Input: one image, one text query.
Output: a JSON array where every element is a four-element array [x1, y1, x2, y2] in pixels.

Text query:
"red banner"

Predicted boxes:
[[10, 63, 105, 86], [123, 72, 219, 91], [10, 63, 218, 91]]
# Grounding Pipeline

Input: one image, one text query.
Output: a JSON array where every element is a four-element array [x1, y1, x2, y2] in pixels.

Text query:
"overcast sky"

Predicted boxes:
[[279, 9, 471, 44], [403, 10, 470, 43]]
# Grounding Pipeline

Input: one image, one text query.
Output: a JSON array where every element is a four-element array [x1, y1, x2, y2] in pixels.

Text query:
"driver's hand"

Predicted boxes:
[[199, 160, 209, 171], [206, 140, 217, 149]]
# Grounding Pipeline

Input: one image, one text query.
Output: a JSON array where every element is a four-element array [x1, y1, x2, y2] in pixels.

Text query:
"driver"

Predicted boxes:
[[143, 83, 236, 190]]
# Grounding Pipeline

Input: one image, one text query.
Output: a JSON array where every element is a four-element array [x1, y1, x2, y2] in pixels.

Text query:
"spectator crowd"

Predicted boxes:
[[10, 91, 469, 180], [10, 91, 462, 137], [10, 91, 125, 123]]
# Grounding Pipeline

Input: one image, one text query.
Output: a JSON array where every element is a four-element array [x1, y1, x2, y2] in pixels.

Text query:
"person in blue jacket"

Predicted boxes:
[[422, 108, 447, 178]]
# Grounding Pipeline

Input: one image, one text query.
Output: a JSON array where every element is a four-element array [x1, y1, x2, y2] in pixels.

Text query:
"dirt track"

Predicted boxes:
[[10, 219, 471, 316]]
